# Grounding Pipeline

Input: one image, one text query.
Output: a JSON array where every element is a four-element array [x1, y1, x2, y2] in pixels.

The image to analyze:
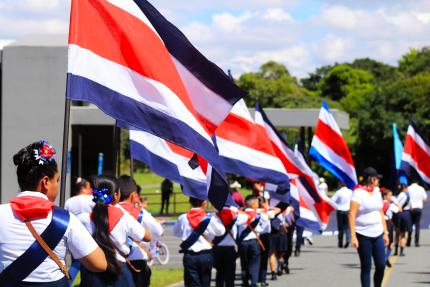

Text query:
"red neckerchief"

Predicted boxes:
[[187, 208, 207, 230], [354, 185, 373, 193], [118, 202, 140, 221], [10, 195, 54, 221], [382, 200, 390, 214], [217, 208, 237, 227], [91, 205, 124, 233], [244, 208, 257, 225]]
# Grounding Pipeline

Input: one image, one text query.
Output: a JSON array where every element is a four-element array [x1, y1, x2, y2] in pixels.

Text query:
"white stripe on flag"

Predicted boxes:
[[401, 153, 430, 183], [311, 136, 356, 181], [320, 104, 342, 135], [68, 44, 212, 143], [408, 126, 430, 155]]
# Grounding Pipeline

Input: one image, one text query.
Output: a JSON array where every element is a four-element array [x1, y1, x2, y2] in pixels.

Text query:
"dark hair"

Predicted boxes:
[[118, 175, 137, 202], [382, 188, 393, 197], [245, 195, 259, 207], [13, 141, 58, 191], [258, 197, 267, 207], [71, 177, 89, 197], [91, 176, 121, 282], [189, 197, 204, 207]]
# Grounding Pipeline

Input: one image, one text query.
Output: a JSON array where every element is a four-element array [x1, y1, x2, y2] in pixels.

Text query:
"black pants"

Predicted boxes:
[[239, 239, 261, 287], [19, 278, 68, 287], [295, 225, 304, 251], [129, 260, 151, 287], [408, 208, 422, 245], [285, 225, 294, 266], [160, 193, 170, 214], [183, 250, 213, 287], [337, 210, 350, 246], [213, 246, 237, 287], [356, 233, 385, 287], [259, 233, 271, 283]]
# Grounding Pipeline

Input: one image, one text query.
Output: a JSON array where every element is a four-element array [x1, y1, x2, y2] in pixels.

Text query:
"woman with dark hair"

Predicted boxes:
[[79, 175, 152, 287], [65, 177, 94, 216], [0, 140, 107, 287], [349, 167, 389, 287]]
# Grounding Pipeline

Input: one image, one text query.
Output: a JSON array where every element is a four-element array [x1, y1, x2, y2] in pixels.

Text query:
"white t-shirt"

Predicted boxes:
[[0, 192, 98, 282], [173, 209, 225, 252], [408, 183, 428, 209], [65, 194, 95, 216], [78, 207, 145, 262], [397, 192, 411, 211], [331, 187, 353, 211], [351, 187, 383, 237]]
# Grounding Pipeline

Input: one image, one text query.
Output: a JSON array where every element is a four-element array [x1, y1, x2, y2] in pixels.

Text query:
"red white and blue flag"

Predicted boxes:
[[215, 99, 290, 191], [255, 103, 335, 229], [129, 130, 208, 200], [309, 102, 357, 189], [67, 0, 245, 208], [400, 121, 430, 184]]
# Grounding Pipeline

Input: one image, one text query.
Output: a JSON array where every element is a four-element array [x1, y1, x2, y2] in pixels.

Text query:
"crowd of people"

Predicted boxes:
[[0, 141, 428, 287]]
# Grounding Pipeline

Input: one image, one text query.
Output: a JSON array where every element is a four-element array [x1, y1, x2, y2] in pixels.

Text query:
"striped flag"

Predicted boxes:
[[400, 121, 430, 184], [67, 0, 245, 208], [215, 99, 290, 191], [129, 130, 207, 200], [255, 103, 335, 229], [309, 102, 357, 189]]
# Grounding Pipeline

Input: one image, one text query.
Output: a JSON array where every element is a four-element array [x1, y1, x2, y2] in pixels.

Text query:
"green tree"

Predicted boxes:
[[399, 47, 430, 77], [351, 58, 400, 83]]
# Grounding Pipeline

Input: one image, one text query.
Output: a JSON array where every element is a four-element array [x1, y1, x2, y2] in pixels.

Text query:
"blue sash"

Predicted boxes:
[[180, 216, 212, 252], [213, 216, 238, 246], [137, 210, 144, 223], [0, 207, 70, 287], [237, 215, 261, 244]]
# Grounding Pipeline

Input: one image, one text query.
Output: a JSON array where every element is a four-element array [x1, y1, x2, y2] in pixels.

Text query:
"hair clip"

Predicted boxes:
[[92, 188, 113, 204], [33, 141, 56, 165]]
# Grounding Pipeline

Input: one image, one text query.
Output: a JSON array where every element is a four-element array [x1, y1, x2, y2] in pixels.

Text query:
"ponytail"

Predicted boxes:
[[91, 176, 121, 282]]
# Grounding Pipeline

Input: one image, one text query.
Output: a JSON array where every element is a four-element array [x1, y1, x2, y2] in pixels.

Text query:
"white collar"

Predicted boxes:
[[17, 191, 49, 200]]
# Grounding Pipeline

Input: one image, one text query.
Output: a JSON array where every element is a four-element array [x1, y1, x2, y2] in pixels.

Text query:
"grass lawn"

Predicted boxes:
[[71, 268, 183, 287]]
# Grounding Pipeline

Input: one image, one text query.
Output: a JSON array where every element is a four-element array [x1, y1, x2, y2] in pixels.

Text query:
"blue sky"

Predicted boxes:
[[0, 0, 429, 79]]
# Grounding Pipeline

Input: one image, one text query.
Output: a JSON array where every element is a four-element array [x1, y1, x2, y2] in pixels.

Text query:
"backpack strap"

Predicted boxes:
[[402, 192, 410, 209], [213, 216, 238, 246], [137, 210, 144, 223], [237, 214, 261, 244], [0, 207, 70, 286]]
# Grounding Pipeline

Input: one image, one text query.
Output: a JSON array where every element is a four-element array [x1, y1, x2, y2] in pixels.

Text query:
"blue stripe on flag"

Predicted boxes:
[[133, 0, 245, 105], [220, 156, 290, 191], [130, 140, 208, 200], [309, 146, 356, 189], [296, 217, 321, 233]]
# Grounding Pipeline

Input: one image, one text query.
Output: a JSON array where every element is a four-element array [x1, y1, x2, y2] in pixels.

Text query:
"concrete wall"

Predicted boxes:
[[1, 40, 67, 202]]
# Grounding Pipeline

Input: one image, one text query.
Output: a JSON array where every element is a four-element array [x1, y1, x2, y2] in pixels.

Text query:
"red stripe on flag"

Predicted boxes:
[[404, 134, 430, 178], [69, 0, 209, 132], [271, 142, 303, 177], [216, 113, 277, 156], [314, 119, 354, 166]]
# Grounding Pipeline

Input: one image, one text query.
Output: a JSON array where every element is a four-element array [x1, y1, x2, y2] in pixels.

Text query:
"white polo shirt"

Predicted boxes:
[[397, 192, 412, 211], [78, 206, 145, 262], [173, 210, 225, 252], [215, 211, 248, 248], [351, 187, 383, 238], [65, 194, 95, 216], [237, 209, 269, 241], [331, 187, 353, 212], [408, 183, 428, 209], [0, 192, 98, 283]]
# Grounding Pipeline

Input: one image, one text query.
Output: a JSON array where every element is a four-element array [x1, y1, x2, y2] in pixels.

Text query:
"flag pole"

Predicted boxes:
[[112, 123, 121, 177], [59, 98, 71, 207]]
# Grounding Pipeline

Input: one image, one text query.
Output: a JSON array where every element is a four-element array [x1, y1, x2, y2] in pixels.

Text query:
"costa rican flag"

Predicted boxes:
[[292, 179, 321, 232], [309, 102, 357, 189], [255, 103, 335, 229], [130, 130, 208, 200], [215, 99, 290, 191], [67, 0, 245, 208], [400, 121, 430, 184]]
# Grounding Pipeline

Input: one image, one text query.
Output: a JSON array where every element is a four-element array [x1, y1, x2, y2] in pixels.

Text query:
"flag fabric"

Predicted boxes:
[[400, 121, 430, 184], [309, 102, 357, 189], [215, 99, 290, 191], [255, 103, 335, 229], [129, 130, 208, 199], [393, 123, 408, 185], [292, 179, 322, 232], [67, 0, 245, 208]]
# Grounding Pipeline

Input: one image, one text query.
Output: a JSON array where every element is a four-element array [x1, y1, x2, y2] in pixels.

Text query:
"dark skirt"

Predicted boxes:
[[270, 232, 288, 252], [80, 263, 136, 287], [398, 211, 412, 233], [19, 278, 68, 287]]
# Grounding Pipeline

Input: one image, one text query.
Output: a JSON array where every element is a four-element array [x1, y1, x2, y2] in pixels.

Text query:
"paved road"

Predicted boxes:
[[154, 228, 430, 287]]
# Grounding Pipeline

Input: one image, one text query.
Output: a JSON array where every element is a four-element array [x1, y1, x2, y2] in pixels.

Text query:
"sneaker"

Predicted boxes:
[[399, 251, 405, 257], [294, 250, 300, 257], [306, 238, 314, 245], [344, 242, 350, 248], [415, 243, 420, 247], [271, 272, 277, 281], [386, 260, 392, 268]]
